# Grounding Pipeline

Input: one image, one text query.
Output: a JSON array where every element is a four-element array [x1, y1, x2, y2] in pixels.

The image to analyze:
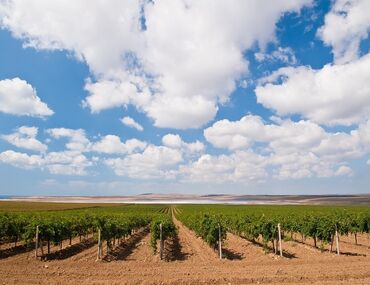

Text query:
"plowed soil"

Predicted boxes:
[[1, 218, 370, 285]]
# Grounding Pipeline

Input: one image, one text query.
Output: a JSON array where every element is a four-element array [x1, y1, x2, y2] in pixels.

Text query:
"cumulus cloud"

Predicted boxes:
[[0, 0, 311, 129], [44, 151, 92, 176], [204, 115, 326, 152], [0, 1, 143, 74], [269, 152, 353, 180], [120, 116, 144, 131], [335, 165, 353, 176], [162, 134, 204, 154], [203, 114, 370, 180], [180, 151, 268, 183], [100, 134, 204, 179], [1, 119, 366, 181], [0, 78, 53, 117], [83, 78, 151, 114], [317, 0, 370, 63], [1, 126, 47, 152], [91, 135, 146, 154], [0, 150, 43, 169], [1, 127, 96, 175], [105, 145, 183, 179], [46, 128, 91, 152], [0, 149, 92, 175], [255, 53, 370, 126]]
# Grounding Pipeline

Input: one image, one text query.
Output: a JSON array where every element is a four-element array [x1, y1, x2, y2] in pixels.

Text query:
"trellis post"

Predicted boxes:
[[278, 223, 283, 257], [35, 225, 39, 259], [218, 223, 222, 259]]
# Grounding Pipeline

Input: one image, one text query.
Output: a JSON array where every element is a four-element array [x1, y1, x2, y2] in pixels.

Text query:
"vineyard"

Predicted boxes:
[[176, 205, 370, 256], [0, 204, 177, 260], [1, 202, 370, 284]]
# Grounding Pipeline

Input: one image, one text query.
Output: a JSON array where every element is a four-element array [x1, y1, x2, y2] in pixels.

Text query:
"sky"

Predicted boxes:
[[0, 0, 370, 196]]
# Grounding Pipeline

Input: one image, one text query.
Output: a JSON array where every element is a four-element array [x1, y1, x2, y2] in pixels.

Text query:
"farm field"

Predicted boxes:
[[1, 202, 370, 284], [0, 201, 123, 212]]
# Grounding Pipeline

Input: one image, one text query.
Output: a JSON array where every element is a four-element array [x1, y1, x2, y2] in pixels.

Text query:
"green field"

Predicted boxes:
[[1, 201, 369, 259], [0, 202, 175, 258], [0, 201, 124, 212]]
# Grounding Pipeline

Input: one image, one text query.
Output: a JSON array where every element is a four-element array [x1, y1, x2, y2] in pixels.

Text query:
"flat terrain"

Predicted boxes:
[[3, 193, 370, 205], [1, 217, 370, 284], [0, 201, 122, 212]]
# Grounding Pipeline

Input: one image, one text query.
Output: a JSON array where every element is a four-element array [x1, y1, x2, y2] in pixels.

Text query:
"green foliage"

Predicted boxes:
[[177, 212, 226, 248], [150, 215, 177, 252], [176, 204, 370, 250], [0, 205, 164, 248]]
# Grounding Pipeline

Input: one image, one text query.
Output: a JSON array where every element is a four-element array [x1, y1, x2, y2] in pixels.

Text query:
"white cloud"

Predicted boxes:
[[145, 96, 218, 129], [120, 116, 144, 131], [139, 0, 311, 128], [180, 151, 268, 183], [269, 152, 352, 180], [46, 128, 91, 152], [0, 150, 43, 169], [318, 0, 370, 63], [1, 126, 47, 152], [204, 115, 265, 150], [162, 134, 204, 154], [0, 0, 312, 129], [335, 165, 353, 176], [83, 78, 151, 114], [162, 134, 183, 149], [204, 115, 326, 152], [1, 118, 366, 182], [0, 1, 143, 74], [203, 114, 370, 180], [105, 145, 183, 179], [91, 135, 146, 154], [0, 78, 53, 117], [44, 151, 92, 176], [0, 149, 92, 176], [255, 47, 297, 65], [255, 52, 370, 126]]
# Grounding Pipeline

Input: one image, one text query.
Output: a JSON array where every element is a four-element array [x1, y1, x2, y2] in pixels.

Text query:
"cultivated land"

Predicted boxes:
[[0, 201, 122, 212], [4, 193, 370, 205], [0, 202, 370, 284]]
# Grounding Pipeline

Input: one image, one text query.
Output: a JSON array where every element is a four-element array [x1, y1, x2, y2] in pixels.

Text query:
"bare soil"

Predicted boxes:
[[1, 221, 370, 284]]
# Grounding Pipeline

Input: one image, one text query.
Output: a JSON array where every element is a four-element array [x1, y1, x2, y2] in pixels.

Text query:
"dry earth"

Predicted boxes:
[[1, 218, 370, 285]]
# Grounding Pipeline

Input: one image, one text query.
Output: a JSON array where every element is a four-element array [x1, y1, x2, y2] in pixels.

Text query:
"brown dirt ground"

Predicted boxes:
[[1, 220, 370, 285]]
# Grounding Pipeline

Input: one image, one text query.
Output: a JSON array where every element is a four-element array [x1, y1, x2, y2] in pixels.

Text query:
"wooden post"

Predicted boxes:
[[335, 224, 340, 255], [35, 225, 39, 259], [278, 223, 283, 257], [160, 223, 164, 260], [218, 223, 222, 259], [96, 228, 102, 261]]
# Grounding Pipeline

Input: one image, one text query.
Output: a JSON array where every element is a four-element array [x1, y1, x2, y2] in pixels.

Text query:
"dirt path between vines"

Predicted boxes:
[[171, 214, 219, 262], [1, 214, 370, 284]]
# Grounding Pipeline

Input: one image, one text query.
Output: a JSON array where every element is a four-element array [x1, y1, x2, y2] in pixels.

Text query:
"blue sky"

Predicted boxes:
[[0, 0, 370, 196]]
